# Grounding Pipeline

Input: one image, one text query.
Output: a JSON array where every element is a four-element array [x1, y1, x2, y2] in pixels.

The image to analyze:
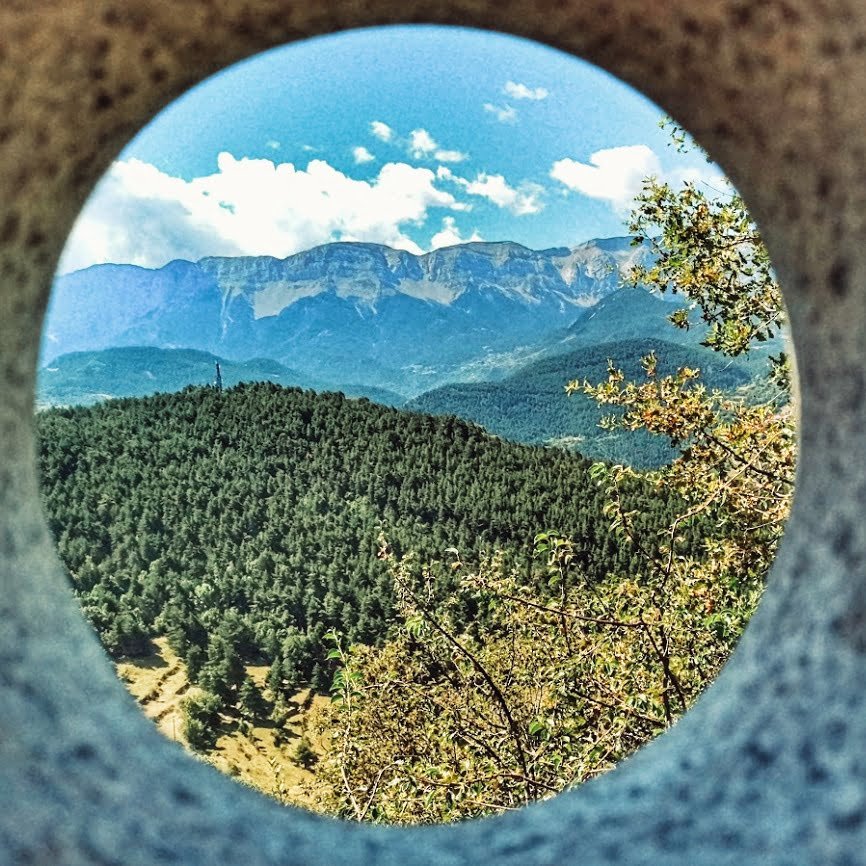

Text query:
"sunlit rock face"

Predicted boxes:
[[43, 237, 651, 395]]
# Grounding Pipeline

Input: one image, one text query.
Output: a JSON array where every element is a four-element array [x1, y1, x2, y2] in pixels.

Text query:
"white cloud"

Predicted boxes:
[[451, 171, 544, 216], [406, 128, 467, 163], [353, 146, 375, 165], [484, 103, 518, 124], [504, 80, 548, 101], [57, 153, 466, 273], [430, 216, 483, 250], [370, 120, 393, 142], [434, 149, 468, 163], [550, 145, 663, 213], [408, 128, 438, 158], [266, 140, 281, 150], [549, 145, 726, 217]]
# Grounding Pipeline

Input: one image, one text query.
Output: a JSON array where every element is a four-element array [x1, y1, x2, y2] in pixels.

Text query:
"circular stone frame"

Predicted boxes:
[[2, 2, 866, 864]]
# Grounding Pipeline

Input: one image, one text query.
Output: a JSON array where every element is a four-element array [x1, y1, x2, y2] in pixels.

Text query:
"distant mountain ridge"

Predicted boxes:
[[44, 237, 654, 396], [37, 288, 776, 468], [37, 346, 403, 409], [407, 336, 757, 468]]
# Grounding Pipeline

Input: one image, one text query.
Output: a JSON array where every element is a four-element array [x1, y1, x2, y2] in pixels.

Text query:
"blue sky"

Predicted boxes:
[[58, 25, 720, 274]]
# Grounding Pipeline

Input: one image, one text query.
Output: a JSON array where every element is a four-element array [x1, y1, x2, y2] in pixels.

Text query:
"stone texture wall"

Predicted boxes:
[[2, 2, 866, 863]]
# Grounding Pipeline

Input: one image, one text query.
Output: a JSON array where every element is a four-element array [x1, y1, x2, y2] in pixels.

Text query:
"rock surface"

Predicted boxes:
[[44, 238, 652, 394]]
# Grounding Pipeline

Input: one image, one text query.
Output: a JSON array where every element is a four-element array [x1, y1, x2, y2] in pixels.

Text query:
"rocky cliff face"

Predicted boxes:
[[551, 237, 653, 301], [194, 238, 649, 318], [43, 237, 652, 396]]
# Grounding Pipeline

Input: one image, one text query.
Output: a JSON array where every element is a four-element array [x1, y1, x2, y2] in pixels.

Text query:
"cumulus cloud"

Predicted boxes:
[[450, 171, 544, 216], [408, 128, 437, 158], [504, 81, 548, 101], [370, 121, 393, 142], [353, 146, 375, 164], [484, 103, 518, 124], [550, 145, 663, 213], [406, 128, 467, 163], [58, 153, 465, 273], [429, 216, 483, 250], [549, 144, 726, 216]]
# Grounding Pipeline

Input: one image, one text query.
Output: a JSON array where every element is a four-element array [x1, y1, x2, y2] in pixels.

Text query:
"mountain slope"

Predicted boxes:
[[555, 286, 783, 367], [37, 382, 693, 679], [560, 287, 701, 347], [44, 238, 652, 395], [36, 346, 404, 408], [407, 337, 755, 468]]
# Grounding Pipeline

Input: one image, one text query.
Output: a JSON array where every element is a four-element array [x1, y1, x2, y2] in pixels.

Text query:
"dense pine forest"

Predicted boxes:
[[37, 382, 697, 705]]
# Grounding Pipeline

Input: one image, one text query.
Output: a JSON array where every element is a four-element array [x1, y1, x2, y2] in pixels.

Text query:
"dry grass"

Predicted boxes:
[[115, 638, 330, 811]]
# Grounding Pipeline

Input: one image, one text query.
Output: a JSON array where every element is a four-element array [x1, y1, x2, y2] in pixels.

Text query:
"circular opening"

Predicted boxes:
[[35, 25, 796, 825]]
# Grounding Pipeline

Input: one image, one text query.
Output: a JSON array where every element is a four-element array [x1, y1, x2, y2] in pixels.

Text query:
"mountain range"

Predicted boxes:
[[43, 237, 654, 397], [39, 236, 781, 464]]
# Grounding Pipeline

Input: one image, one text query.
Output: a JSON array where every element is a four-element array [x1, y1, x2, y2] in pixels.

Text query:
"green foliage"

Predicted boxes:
[[571, 162, 795, 616], [182, 716, 216, 753], [627, 137, 787, 384], [313, 538, 759, 823], [100, 607, 150, 658], [37, 383, 689, 697], [238, 676, 268, 721], [181, 690, 223, 752]]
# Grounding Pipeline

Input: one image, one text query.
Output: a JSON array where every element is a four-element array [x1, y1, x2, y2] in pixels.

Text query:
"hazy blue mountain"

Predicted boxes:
[[560, 287, 702, 347], [44, 238, 653, 397], [36, 346, 404, 409], [406, 338, 756, 468], [539, 287, 782, 375], [436, 287, 713, 386]]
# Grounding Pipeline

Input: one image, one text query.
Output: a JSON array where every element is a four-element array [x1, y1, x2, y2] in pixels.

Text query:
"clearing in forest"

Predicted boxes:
[[116, 637, 329, 809]]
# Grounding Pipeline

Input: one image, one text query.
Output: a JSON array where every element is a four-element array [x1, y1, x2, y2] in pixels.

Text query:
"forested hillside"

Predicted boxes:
[[408, 338, 754, 467], [37, 383, 695, 704]]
